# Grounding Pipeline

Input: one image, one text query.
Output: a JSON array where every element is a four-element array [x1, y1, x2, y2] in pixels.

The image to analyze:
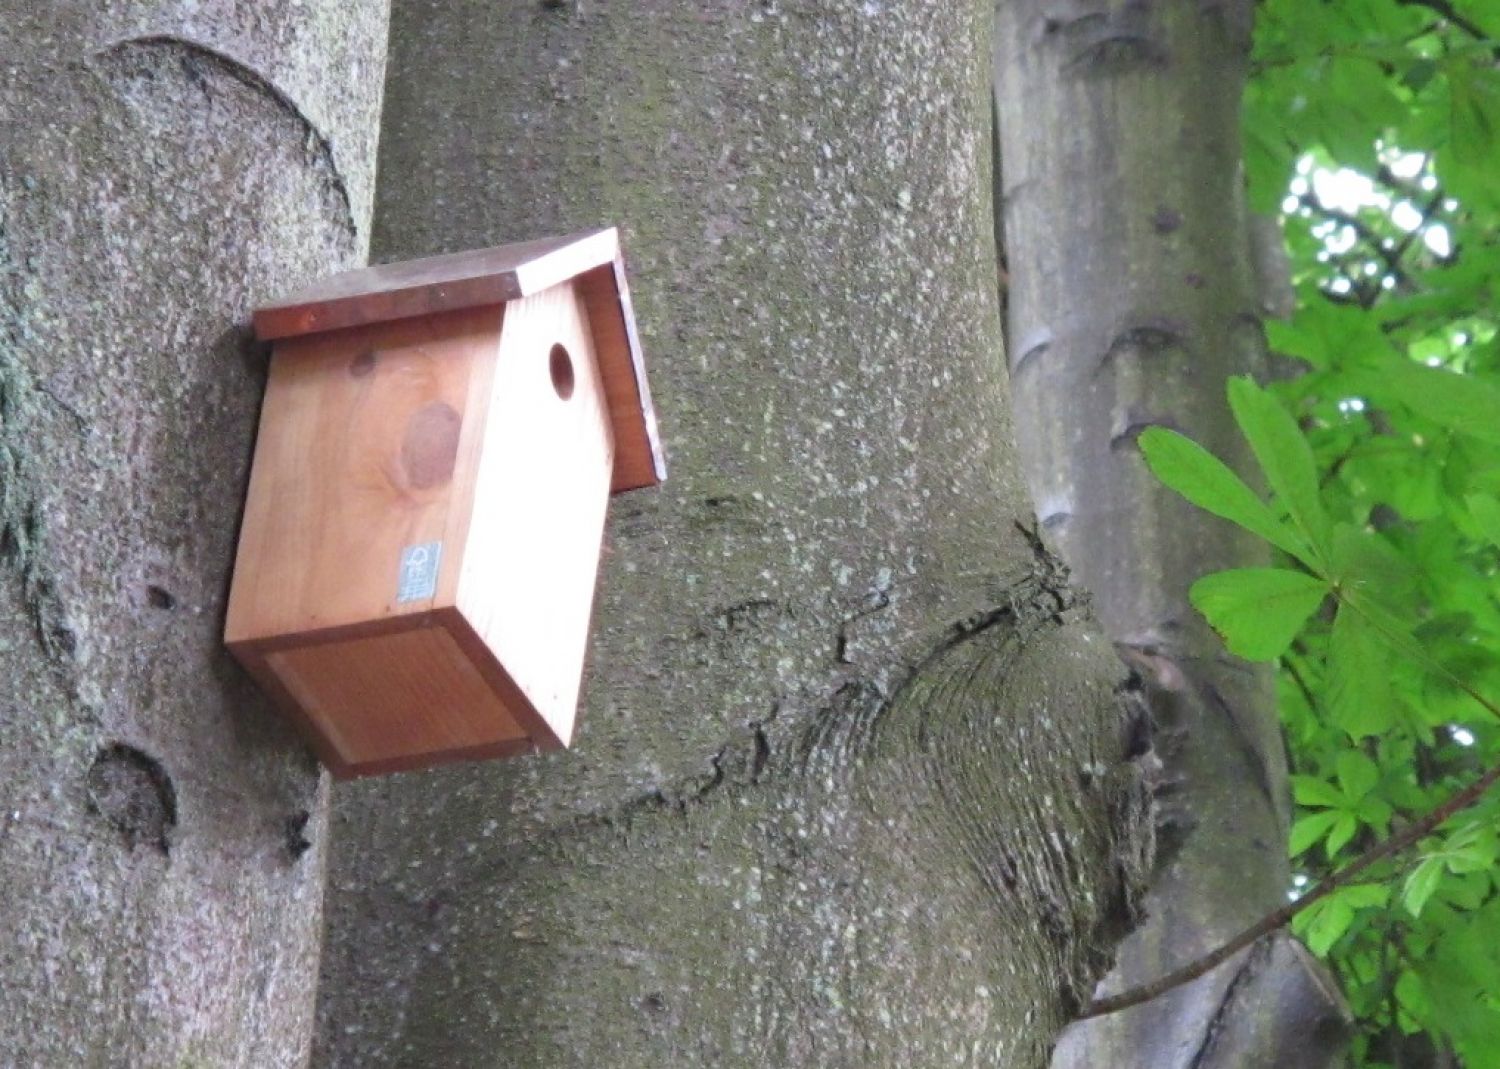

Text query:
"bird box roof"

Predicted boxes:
[[252, 227, 664, 493]]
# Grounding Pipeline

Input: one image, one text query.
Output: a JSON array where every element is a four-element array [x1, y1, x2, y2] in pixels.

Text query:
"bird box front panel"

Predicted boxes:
[[454, 281, 616, 749], [225, 305, 503, 646]]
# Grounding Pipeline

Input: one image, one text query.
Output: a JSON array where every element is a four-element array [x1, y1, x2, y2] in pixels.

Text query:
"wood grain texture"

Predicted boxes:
[[267, 624, 528, 771], [225, 304, 503, 645], [231, 618, 543, 780], [252, 227, 664, 494]]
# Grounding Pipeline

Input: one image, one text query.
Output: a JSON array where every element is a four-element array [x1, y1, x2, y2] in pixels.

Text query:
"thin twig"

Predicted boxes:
[[1394, 0, 1497, 52], [1375, 163, 1431, 204], [1389, 188, 1448, 266], [1082, 752, 1500, 1018], [1088, 613, 1500, 1019], [1299, 191, 1411, 288], [1283, 650, 1319, 715]]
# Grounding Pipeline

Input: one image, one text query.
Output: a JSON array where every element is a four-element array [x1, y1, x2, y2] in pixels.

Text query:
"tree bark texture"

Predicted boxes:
[[316, 2, 1154, 1066], [992, 1, 1349, 1066], [0, 3, 385, 1064]]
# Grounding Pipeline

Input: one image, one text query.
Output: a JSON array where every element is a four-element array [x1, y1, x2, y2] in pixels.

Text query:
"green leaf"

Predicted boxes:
[[1336, 883, 1391, 910], [1445, 846, 1494, 875], [1267, 298, 1400, 372], [1356, 795, 1394, 832], [1327, 603, 1394, 738], [1291, 810, 1343, 857], [1404, 857, 1445, 917], [1227, 377, 1333, 561], [1395, 969, 1429, 1020], [1336, 750, 1379, 800], [1138, 427, 1316, 564], [1448, 61, 1500, 168], [1295, 884, 1390, 959], [1445, 871, 1490, 911], [1327, 812, 1359, 857], [1341, 589, 1433, 669], [1381, 364, 1500, 447], [1190, 568, 1331, 660], [1322, 57, 1404, 163], [1292, 774, 1346, 809], [1466, 494, 1500, 549], [1443, 823, 1498, 874], [1328, 525, 1417, 616], [1243, 114, 1294, 212], [1306, 897, 1357, 956], [1406, 57, 1438, 93]]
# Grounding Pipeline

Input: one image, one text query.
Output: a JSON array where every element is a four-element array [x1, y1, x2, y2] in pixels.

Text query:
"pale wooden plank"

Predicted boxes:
[[455, 283, 615, 748]]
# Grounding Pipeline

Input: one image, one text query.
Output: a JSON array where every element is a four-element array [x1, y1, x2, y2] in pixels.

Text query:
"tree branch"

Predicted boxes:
[[1394, 0, 1496, 50], [1298, 191, 1414, 296], [1082, 750, 1500, 1019], [1389, 188, 1448, 266], [1373, 163, 1430, 205]]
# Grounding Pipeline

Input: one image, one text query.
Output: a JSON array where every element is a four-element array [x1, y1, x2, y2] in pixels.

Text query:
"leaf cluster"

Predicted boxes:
[[1149, 7, 1500, 1052]]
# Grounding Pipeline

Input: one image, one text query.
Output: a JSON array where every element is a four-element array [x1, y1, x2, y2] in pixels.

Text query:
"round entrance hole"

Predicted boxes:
[[549, 343, 575, 400]]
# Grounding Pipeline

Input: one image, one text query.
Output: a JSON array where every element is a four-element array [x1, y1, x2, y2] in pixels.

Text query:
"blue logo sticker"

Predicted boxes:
[[397, 541, 442, 603]]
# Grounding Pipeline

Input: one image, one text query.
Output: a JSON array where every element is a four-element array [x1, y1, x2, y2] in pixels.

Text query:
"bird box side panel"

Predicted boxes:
[[455, 282, 616, 748], [576, 259, 666, 492], [226, 306, 503, 645]]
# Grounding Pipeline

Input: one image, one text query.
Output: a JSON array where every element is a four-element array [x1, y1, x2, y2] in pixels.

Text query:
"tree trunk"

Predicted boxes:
[[315, 2, 1153, 1066], [991, 1, 1349, 1066], [0, 3, 385, 1064]]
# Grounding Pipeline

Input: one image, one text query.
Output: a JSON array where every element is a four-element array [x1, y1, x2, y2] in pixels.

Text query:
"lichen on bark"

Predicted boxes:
[[0, 3, 387, 1064]]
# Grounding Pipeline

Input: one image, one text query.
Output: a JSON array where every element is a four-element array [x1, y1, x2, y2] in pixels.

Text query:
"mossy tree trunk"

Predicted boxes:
[[0, 3, 385, 1064], [315, 2, 1153, 1067], [992, 2, 1349, 1066]]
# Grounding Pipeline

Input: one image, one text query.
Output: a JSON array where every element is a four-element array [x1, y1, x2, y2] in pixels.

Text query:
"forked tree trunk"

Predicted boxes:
[[314, 2, 1153, 1066], [992, 1, 1349, 1066], [0, 3, 386, 1064]]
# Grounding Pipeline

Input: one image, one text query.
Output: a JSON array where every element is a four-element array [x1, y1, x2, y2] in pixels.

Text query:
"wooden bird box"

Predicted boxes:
[[225, 228, 664, 778]]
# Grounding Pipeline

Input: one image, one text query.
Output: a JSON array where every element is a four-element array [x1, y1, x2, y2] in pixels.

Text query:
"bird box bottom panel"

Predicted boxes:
[[232, 610, 560, 778]]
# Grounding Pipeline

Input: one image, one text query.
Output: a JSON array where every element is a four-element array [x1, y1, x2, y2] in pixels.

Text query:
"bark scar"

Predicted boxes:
[[1203, 679, 1279, 812], [90, 35, 358, 240], [86, 743, 178, 854], [1187, 939, 1268, 1069]]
